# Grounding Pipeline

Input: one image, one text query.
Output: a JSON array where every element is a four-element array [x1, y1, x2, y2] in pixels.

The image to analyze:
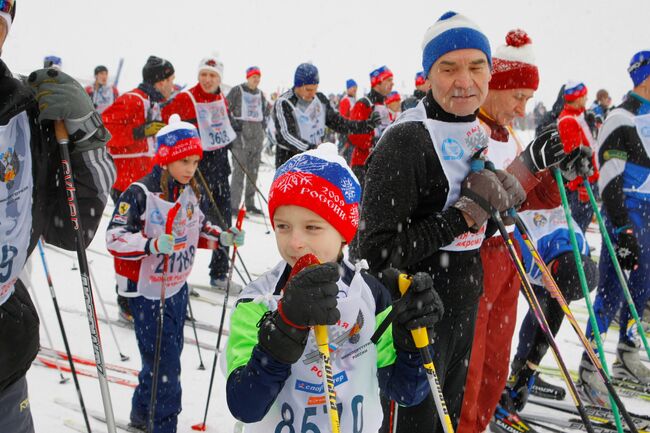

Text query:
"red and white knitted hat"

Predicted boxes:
[[489, 29, 539, 91]]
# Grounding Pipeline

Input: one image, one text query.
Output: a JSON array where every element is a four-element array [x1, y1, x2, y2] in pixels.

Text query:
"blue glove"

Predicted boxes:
[[149, 234, 175, 255], [220, 227, 245, 247]]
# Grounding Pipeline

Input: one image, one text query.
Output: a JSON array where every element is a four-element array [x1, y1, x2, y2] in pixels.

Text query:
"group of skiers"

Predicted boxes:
[[1, 2, 650, 433]]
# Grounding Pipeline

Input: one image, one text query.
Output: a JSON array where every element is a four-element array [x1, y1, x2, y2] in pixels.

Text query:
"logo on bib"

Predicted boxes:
[[641, 126, 650, 138], [118, 202, 130, 216], [465, 125, 489, 154], [186, 202, 194, 220], [295, 372, 349, 394], [150, 209, 164, 225], [1, 147, 20, 188], [533, 213, 548, 227], [441, 138, 464, 160]]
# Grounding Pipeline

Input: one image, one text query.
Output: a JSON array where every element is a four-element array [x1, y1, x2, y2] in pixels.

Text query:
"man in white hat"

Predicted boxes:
[[163, 57, 241, 292]]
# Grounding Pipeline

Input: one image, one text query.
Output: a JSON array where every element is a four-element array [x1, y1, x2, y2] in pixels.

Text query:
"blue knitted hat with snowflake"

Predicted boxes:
[[294, 63, 320, 87], [268, 142, 361, 243]]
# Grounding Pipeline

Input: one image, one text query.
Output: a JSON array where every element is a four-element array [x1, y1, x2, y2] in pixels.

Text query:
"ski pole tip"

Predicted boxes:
[[191, 423, 207, 431]]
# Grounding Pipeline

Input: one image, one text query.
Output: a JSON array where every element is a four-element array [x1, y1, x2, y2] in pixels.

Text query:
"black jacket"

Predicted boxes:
[[273, 89, 372, 152], [357, 91, 482, 313], [400, 89, 427, 112], [0, 60, 114, 391]]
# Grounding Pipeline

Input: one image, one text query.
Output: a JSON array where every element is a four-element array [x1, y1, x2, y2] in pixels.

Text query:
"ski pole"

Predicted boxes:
[[515, 212, 637, 433], [23, 255, 68, 384], [54, 120, 116, 433], [554, 168, 630, 433], [87, 264, 129, 361], [112, 57, 124, 88], [397, 274, 454, 433], [148, 202, 182, 433], [290, 254, 341, 433], [187, 296, 206, 370], [582, 177, 650, 360], [490, 209, 597, 433], [196, 169, 253, 283], [192, 204, 246, 431]]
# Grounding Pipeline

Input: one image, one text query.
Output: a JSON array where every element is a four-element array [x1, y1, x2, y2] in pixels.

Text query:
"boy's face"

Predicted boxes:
[[163, 155, 200, 185], [273, 205, 345, 267]]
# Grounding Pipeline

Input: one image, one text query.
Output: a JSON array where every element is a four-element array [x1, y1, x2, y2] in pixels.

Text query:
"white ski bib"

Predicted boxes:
[[92, 85, 117, 114], [294, 98, 327, 146], [385, 101, 489, 252], [629, 113, 650, 196], [0, 112, 33, 306], [373, 103, 391, 139], [237, 87, 264, 122], [185, 91, 236, 151], [244, 261, 382, 433], [135, 184, 200, 299]]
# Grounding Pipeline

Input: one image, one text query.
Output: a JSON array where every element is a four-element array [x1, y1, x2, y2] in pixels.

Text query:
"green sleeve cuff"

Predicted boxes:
[[226, 301, 269, 375], [375, 306, 397, 368]]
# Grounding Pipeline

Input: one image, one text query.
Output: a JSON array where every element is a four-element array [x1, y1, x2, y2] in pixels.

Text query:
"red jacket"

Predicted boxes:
[[348, 91, 385, 167], [339, 95, 354, 119], [162, 83, 229, 126], [102, 88, 157, 192], [558, 105, 599, 198]]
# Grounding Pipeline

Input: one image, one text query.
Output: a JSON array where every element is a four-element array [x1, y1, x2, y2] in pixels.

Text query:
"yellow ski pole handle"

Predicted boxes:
[[398, 275, 455, 433], [314, 325, 340, 433]]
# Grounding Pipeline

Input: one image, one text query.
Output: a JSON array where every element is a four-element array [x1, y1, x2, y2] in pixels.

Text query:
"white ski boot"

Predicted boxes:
[[577, 356, 610, 407], [612, 340, 650, 386]]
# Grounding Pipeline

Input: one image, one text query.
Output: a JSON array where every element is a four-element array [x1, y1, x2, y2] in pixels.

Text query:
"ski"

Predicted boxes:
[[39, 346, 139, 377], [55, 398, 138, 432], [536, 365, 650, 402], [58, 305, 222, 351], [528, 396, 650, 430], [522, 411, 650, 433], [35, 356, 137, 388], [490, 403, 540, 433], [63, 418, 94, 433]]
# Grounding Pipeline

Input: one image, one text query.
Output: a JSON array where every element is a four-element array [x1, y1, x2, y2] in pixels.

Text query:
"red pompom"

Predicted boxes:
[[505, 29, 532, 47]]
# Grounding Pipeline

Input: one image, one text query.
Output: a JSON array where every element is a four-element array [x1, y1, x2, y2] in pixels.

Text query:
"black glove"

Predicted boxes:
[[380, 268, 444, 352], [616, 229, 640, 271], [559, 146, 594, 181], [367, 110, 382, 129], [28, 68, 109, 151], [518, 127, 565, 173], [133, 121, 167, 140], [453, 169, 513, 230], [279, 262, 341, 327], [503, 364, 536, 412]]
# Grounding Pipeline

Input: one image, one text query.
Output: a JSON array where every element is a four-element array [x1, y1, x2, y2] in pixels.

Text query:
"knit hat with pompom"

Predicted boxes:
[[489, 29, 539, 90]]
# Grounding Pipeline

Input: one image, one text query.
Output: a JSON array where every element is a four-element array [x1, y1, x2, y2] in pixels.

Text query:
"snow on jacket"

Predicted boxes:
[[225, 257, 430, 430], [0, 59, 114, 391], [358, 92, 490, 312], [102, 84, 165, 192]]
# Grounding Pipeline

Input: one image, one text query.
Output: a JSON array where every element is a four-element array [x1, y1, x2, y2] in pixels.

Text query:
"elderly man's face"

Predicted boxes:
[[428, 48, 491, 117]]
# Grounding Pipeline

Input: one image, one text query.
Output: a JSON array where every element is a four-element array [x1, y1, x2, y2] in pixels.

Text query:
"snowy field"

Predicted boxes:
[[24, 137, 649, 432]]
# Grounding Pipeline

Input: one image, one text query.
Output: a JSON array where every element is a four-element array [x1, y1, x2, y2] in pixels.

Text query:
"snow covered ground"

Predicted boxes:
[[24, 140, 649, 432]]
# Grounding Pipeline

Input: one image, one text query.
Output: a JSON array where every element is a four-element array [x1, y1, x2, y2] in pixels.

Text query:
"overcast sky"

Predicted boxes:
[[4, 0, 649, 108]]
